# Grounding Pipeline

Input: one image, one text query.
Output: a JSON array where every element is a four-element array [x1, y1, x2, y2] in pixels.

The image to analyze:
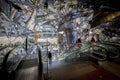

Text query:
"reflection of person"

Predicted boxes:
[[48, 51, 52, 65]]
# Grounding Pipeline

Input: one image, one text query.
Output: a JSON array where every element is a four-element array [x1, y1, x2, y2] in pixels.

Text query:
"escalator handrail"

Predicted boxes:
[[95, 42, 120, 58], [62, 42, 108, 59], [91, 43, 108, 52], [0, 46, 9, 52], [94, 42, 120, 53], [80, 42, 107, 53], [2, 47, 16, 69], [97, 42, 120, 48], [62, 42, 108, 54]]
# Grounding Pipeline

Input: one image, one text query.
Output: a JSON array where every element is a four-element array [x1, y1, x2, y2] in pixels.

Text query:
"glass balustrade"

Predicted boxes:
[[0, 46, 27, 74], [94, 42, 120, 59], [59, 41, 120, 62]]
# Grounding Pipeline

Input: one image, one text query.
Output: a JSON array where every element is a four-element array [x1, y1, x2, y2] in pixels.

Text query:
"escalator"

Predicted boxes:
[[0, 41, 119, 80], [40, 42, 120, 80], [58, 42, 107, 63], [0, 46, 26, 80], [12, 44, 44, 80], [59, 41, 120, 63], [94, 41, 120, 59]]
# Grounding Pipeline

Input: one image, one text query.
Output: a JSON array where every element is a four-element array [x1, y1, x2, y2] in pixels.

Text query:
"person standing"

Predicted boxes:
[[48, 51, 52, 65]]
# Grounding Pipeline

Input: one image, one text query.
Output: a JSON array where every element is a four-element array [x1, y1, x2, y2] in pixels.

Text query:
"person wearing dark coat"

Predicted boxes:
[[48, 51, 52, 65]]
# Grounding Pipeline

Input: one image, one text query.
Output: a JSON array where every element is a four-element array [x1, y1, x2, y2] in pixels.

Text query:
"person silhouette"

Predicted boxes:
[[48, 51, 52, 65]]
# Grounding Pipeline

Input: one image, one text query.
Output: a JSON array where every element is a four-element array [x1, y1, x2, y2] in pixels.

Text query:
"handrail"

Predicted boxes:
[[0, 46, 27, 80], [38, 47, 44, 80], [61, 42, 108, 61], [2, 47, 16, 69], [1, 46, 26, 73], [99, 41, 120, 45], [95, 42, 120, 58], [94, 42, 120, 52], [102, 41, 120, 43], [98, 42, 120, 49], [0, 46, 9, 52], [91, 43, 108, 51], [60, 41, 120, 62]]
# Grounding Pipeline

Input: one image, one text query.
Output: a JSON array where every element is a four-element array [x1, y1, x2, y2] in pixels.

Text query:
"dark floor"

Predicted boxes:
[[49, 61, 120, 80], [13, 58, 120, 80]]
